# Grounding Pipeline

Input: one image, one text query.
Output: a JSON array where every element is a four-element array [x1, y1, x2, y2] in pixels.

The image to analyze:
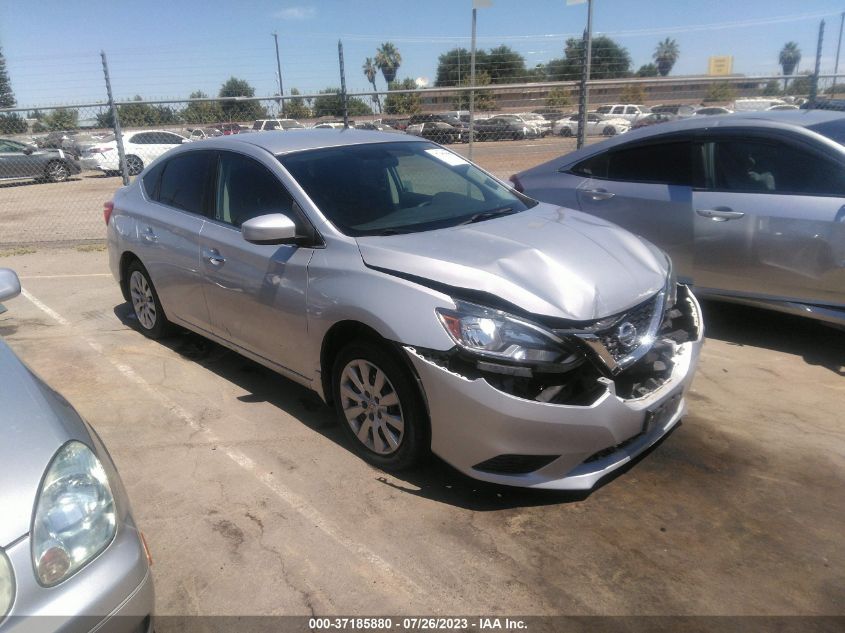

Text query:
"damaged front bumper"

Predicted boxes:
[[404, 287, 704, 490]]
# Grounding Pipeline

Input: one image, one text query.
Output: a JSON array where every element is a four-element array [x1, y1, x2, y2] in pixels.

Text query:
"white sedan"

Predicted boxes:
[[553, 113, 630, 137], [80, 130, 188, 176]]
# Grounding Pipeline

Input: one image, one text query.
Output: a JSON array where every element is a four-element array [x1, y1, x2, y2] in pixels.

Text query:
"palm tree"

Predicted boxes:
[[375, 42, 402, 86], [653, 38, 679, 77], [779, 42, 801, 90], [362, 57, 381, 113]]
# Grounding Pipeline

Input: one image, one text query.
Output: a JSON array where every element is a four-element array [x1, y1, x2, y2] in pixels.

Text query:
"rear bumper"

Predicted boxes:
[[406, 292, 704, 490]]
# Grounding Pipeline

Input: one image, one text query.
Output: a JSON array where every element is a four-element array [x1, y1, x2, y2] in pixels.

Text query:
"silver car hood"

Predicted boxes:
[[356, 203, 668, 321], [0, 339, 90, 547]]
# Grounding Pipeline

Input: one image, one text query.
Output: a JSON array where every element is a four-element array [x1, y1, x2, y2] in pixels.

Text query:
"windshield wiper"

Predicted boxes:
[[459, 206, 515, 225]]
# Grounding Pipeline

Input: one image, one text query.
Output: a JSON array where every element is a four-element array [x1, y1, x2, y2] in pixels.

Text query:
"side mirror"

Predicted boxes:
[[241, 213, 298, 245], [0, 268, 22, 302]]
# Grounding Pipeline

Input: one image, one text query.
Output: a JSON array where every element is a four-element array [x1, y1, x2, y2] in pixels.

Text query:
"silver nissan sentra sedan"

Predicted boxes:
[[0, 269, 154, 632], [105, 130, 704, 490]]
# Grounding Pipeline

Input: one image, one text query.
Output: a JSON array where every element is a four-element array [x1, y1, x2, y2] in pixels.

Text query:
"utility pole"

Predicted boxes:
[[338, 40, 349, 128], [810, 19, 825, 106], [272, 32, 285, 117], [576, 0, 593, 150], [834, 12, 844, 98], [468, 6, 477, 160]]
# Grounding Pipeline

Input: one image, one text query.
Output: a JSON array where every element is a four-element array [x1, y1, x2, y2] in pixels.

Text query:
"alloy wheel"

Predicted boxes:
[[46, 162, 69, 182], [339, 359, 404, 455], [129, 270, 157, 330]]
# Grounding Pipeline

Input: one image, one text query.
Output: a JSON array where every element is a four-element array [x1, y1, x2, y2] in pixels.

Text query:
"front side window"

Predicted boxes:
[[265, 121, 280, 130], [596, 106, 612, 114], [156, 151, 215, 214], [572, 141, 693, 186], [280, 141, 536, 236], [215, 152, 294, 228], [710, 138, 845, 196], [0, 140, 24, 152]]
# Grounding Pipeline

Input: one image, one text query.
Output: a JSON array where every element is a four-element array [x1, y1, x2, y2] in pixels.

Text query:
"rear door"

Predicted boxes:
[[199, 150, 314, 378], [571, 138, 697, 281], [692, 131, 845, 307], [0, 140, 41, 179], [135, 150, 216, 331]]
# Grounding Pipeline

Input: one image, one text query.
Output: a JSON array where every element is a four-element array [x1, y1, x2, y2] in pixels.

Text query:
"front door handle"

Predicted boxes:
[[202, 248, 226, 266], [142, 227, 158, 242], [696, 208, 745, 221], [583, 188, 615, 201]]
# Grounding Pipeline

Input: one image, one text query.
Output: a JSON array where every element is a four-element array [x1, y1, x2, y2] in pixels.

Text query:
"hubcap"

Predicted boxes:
[[129, 270, 156, 330], [339, 359, 404, 455], [48, 163, 67, 181]]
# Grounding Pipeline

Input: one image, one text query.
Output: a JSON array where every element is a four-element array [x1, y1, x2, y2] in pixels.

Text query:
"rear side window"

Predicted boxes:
[[572, 142, 692, 186], [711, 139, 845, 196], [141, 161, 165, 198], [156, 151, 215, 214]]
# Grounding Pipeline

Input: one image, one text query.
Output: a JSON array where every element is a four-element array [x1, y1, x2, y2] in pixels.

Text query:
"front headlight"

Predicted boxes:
[[436, 301, 571, 364], [31, 441, 116, 586], [0, 550, 13, 619]]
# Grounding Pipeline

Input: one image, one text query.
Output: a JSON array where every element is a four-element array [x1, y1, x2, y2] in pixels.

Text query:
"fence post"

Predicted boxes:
[[338, 40, 349, 128], [100, 51, 128, 186], [810, 19, 825, 105], [576, 0, 593, 150], [468, 6, 477, 160]]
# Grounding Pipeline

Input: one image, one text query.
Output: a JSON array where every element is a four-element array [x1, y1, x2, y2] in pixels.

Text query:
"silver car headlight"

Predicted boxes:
[[436, 301, 571, 364], [31, 441, 116, 586], [0, 550, 13, 619]]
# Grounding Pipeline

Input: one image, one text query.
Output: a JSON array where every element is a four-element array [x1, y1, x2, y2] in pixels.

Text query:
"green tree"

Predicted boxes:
[[545, 87, 570, 109], [285, 88, 311, 119], [28, 109, 44, 120], [384, 78, 422, 115], [312, 88, 372, 118], [42, 108, 79, 131], [0, 46, 16, 108], [435, 48, 485, 86], [375, 42, 402, 85], [703, 82, 736, 103], [779, 42, 801, 90], [0, 113, 27, 134], [785, 71, 812, 96], [182, 91, 224, 124], [486, 45, 528, 83], [762, 79, 781, 96], [218, 77, 265, 122], [546, 36, 631, 81], [636, 63, 659, 77], [453, 72, 496, 111], [653, 38, 679, 77], [362, 57, 382, 113], [113, 96, 158, 127]]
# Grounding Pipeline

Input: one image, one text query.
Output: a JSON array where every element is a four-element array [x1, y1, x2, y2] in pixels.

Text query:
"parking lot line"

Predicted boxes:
[[19, 285, 424, 598]]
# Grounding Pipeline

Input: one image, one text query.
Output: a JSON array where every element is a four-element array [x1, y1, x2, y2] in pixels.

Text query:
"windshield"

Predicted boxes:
[[279, 141, 537, 236], [807, 118, 845, 145]]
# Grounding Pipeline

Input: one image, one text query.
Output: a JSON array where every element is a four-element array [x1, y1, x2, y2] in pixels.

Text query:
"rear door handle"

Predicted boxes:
[[202, 248, 226, 266], [583, 188, 615, 201], [142, 227, 158, 242], [696, 208, 745, 221]]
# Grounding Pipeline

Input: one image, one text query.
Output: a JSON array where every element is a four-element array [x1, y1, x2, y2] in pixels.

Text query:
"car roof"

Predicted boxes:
[[198, 128, 427, 154]]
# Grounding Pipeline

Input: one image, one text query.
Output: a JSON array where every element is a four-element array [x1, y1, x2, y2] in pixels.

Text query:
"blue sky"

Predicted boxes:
[[1, 0, 844, 108]]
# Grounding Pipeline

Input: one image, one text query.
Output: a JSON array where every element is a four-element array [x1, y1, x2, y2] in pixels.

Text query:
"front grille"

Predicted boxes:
[[596, 294, 662, 363], [473, 454, 559, 475]]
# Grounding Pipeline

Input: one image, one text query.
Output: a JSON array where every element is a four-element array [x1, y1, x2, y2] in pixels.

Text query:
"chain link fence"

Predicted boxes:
[[1, 39, 841, 248]]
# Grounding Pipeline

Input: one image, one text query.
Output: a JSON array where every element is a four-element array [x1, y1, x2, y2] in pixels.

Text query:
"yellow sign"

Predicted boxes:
[[708, 56, 734, 76]]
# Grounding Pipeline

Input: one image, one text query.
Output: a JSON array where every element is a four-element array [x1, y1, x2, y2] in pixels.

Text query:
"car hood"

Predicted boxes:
[[0, 339, 91, 547], [356, 203, 668, 321]]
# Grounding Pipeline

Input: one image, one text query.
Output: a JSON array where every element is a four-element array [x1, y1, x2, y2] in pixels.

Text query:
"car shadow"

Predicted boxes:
[[0, 176, 83, 189], [699, 299, 845, 376], [113, 302, 661, 510]]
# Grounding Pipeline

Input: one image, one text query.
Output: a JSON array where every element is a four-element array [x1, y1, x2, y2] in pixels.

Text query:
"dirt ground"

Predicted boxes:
[[0, 248, 842, 623]]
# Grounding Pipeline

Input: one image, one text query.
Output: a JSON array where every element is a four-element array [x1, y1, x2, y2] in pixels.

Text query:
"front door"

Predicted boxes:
[[0, 140, 41, 179], [200, 150, 313, 378], [692, 134, 845, 308]]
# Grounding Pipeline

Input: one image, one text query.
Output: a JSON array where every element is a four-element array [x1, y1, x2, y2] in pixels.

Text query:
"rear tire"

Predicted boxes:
[[603, 126, 617, 136], [560, 127, 572, 137], [126, 260, 172, 339], [125, 155, 144, 176], [332, 340, 429, 471]]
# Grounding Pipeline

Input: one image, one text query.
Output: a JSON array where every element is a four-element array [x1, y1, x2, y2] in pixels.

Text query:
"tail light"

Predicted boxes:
[[103, 201, 114, 225], [509, 174, 525, 193]]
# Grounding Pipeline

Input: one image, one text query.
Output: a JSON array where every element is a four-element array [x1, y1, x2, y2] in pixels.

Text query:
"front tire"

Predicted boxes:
[[603, 126, 617, 136], [45, 160, 70, 183], [560, 127, 572, 137], [332, 340, 429, 471], [126, 261, 172, 339]]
